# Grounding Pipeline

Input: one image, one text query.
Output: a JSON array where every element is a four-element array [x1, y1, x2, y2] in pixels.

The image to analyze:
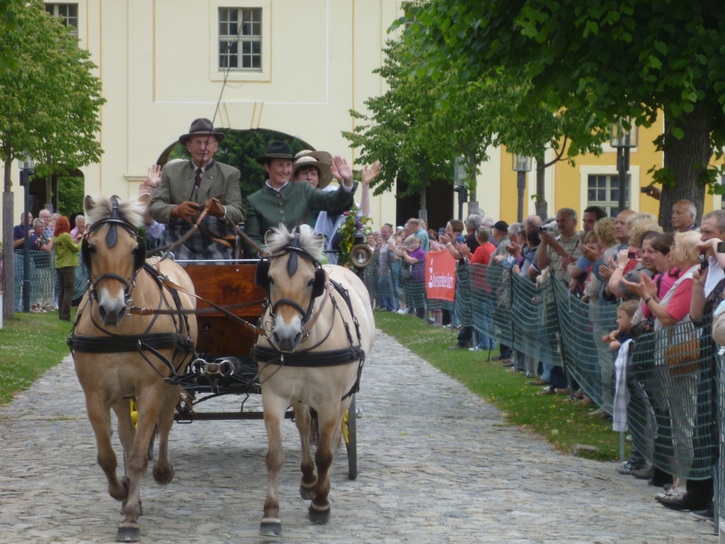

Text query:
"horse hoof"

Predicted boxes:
[[116, 526, 140, 542], [308, 504, 330, 525], [259, 518, 282, 537], [153, 464, 174, 485], [299, 483, 316, 500]]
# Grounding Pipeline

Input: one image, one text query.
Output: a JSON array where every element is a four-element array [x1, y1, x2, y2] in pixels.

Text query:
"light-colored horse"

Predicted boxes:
[[70, 194, 198, 542], [254, 224, 375, 537]]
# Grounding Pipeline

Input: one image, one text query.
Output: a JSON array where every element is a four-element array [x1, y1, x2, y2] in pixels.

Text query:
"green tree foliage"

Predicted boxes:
[[1, 0, 104, 319], [402, 0, 725, 227], [57, 176, 85, 218], [343, 38, 453, 203]]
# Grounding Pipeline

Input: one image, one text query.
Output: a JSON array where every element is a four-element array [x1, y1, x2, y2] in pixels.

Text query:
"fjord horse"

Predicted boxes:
[[254, 224, 375, 537], [70, 195, 197, 542]]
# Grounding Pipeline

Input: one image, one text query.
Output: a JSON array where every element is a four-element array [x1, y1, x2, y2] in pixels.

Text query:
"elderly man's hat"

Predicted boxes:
[[256, 141, 294, 164], [179, 118, 226, 145]]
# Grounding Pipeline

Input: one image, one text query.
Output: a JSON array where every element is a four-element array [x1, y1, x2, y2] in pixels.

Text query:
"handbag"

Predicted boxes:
[[664, 330, 700, 376]]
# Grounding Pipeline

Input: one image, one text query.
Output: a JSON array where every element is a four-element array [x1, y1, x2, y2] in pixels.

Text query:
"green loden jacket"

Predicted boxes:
[[245, 181, 356, 255], [148, 160, 245, 225]]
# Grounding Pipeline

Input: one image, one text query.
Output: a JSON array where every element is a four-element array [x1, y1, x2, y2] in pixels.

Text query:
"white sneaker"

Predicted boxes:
[[396, 307, 408, 315]]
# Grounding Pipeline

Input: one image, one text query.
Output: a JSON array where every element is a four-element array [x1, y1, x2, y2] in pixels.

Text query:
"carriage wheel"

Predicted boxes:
[[343, 395, 358, 480]]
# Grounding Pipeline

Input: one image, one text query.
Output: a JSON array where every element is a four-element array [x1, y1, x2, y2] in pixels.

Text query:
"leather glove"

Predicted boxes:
[[205, 197, 225, 218], [171, 201, 201, 223]]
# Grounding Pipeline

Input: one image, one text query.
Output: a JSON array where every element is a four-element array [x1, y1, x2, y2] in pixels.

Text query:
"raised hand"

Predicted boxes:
[[330, 156, 353, 185], [361, 161, 382, 186], [146, 164, 162, 188]]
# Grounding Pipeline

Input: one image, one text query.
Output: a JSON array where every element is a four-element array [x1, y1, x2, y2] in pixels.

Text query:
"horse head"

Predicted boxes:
[[259, 224, 327, 353], [83, 194, 148, 327]]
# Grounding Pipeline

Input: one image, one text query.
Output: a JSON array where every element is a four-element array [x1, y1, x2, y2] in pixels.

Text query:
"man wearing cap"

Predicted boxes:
[[148, 118, 244, 260], [244, 141, 356, 255]]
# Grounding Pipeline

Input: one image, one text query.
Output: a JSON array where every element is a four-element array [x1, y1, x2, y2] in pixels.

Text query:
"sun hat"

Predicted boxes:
[[292, 150, 333, 189]]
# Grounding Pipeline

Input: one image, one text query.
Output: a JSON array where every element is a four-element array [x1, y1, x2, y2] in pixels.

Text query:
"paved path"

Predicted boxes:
[[0, 331, 719, 543]]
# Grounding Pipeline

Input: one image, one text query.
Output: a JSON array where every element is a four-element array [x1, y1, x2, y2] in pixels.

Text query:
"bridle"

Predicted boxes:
[[256, 232, 329, 345], [82, 196, 146, 304]]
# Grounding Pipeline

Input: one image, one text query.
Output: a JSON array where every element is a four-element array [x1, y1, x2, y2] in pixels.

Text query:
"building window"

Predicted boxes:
[[219, 7, 262, 71], [45, 3, 78, 36], [587, 174, 630, 217]]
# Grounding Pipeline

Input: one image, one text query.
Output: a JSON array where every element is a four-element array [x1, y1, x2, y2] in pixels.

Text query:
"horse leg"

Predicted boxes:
[[115, 391, 163, 542], [260, 394, 288, 537], [293, 403, 317, 500], [152, 385, 180, 485], [308, 402, 345, 525], [86, 395, 129, 502]]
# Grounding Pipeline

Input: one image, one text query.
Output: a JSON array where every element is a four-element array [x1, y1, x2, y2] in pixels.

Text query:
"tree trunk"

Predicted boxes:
[[3, 188, 15, 320], [534, 150, 548, 220], [658, 103, 714, 230]]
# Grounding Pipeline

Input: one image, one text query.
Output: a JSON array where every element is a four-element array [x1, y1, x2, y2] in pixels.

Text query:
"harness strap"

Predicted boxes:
[[252, 344, 365, 366], [67, 332, 194, 353]]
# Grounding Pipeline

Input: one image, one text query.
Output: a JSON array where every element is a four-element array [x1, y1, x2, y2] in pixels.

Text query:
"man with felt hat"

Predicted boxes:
[[148, 118, 245, 261], [244, 141, 356, 255]]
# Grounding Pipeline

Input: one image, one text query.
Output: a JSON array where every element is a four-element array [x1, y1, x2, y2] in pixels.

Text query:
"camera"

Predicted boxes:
[[627, 251, 637, 259], [538, 223, 556, 233], [718, 241, 725, 253], [698, 254, 708, 270]]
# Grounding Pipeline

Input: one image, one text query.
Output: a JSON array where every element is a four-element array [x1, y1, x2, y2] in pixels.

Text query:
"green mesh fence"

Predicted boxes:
[[470, 264, 513, 349], [718, 348, 725, 520], [510, 273, 564, 368], [454, 265, 472, 327], [551, 279, 618, 410], [424, 266, 716, 483], [13, 250, 56, 309], [627, 320, 715, 481]]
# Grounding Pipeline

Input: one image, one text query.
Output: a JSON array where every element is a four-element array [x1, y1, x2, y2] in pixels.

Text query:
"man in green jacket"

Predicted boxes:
[[245, 141, 356, 256]]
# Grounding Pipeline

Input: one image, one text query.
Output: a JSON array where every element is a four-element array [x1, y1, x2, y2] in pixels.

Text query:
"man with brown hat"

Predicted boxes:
[[244, 141, 356, 255], [148, 118, 245, 260]]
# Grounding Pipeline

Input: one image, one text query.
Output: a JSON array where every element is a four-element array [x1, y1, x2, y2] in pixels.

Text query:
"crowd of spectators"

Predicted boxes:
[[362, 198, 719, 524]]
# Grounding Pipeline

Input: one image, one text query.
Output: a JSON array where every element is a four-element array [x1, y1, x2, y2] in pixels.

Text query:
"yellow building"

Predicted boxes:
[[3, 1, 720, 232]]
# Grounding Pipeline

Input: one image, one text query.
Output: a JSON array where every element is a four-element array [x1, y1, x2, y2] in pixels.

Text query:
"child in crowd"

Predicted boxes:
[[601, 299, 639, 351]]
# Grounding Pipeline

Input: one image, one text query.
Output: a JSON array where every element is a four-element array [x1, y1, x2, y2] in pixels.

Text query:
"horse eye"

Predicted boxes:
[[307, 279, 314, 288], [268, 277, 275, 285]]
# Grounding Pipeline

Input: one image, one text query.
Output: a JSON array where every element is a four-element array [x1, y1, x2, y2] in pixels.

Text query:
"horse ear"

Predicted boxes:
[[312, 267, 326, 298], [133, 238, 146, 271], [81, 237, 92, 270], [256, 259, 270, 291], [84, 195, 95, 215]]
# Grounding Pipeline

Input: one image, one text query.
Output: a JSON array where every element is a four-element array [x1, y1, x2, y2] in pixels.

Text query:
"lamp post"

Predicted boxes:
[[19, 153, 35, 313], [453, 156, 468, 221], [512, 154, 532, 223], [610, 118, 638, 213]]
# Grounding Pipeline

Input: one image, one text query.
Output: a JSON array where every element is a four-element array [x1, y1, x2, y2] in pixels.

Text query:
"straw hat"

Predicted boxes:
[[292, 150, 333, 189]]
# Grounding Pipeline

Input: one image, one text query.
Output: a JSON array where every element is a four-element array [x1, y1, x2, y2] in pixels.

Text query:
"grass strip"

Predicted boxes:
[[0, 310, 75, 405]]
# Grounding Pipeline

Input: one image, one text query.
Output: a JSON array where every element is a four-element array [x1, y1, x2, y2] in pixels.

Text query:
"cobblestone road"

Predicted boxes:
[[0, 331, 719, 543]]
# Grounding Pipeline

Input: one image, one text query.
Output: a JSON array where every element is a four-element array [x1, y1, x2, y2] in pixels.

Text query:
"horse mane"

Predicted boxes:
[[266, 224, 326, 262], [84, 194, 147, 230]]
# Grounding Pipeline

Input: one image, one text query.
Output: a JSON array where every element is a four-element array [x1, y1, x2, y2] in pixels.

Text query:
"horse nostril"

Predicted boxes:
[[294, 332, 302, 346]]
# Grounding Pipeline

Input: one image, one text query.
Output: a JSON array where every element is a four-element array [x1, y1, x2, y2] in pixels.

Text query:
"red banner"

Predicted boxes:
[[425, 250, 457, 302]]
